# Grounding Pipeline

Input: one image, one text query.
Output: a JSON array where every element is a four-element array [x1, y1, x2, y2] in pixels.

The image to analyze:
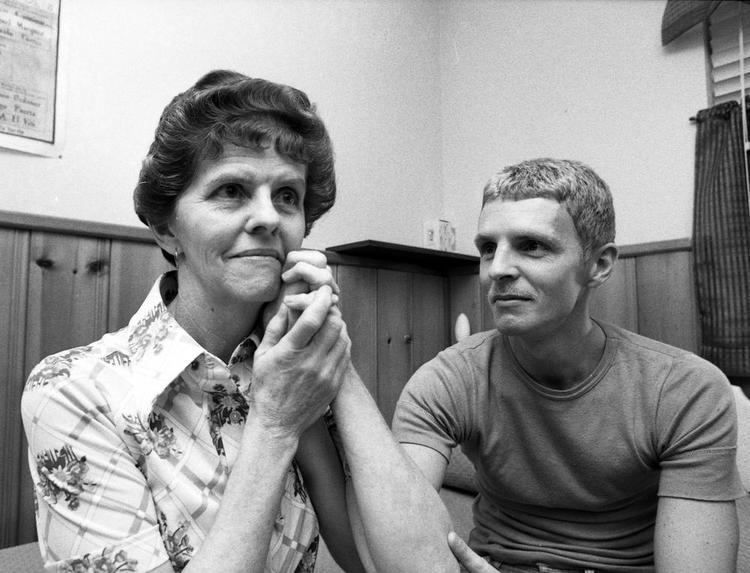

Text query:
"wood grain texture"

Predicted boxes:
[[589, 257, 638, 331], [0, 229, 31, 547], [108, 239, 170, 331], [376, 269, 412, 426], [335, 265, 378, 400], [411, 273, 448, 372], [25, 232, 111, 365], [636, 250, 699, 352]]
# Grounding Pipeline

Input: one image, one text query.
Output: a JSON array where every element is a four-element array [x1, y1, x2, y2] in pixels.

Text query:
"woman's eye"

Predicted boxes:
[[275, 188, 300, 208], [215, 183, 243, 199]]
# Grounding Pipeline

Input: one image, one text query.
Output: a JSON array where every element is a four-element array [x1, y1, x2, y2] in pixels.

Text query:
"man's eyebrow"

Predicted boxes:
[[473, 232, 493, 247]]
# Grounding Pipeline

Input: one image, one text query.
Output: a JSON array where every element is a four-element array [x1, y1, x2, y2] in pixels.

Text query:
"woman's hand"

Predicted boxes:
[[251, 285, 350, 438], [447, 532, 499, 573], [262, 250, 339, 328]]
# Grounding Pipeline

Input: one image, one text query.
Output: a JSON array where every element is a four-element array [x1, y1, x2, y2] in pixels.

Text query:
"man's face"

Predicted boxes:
[[474, 197, 592, 339]]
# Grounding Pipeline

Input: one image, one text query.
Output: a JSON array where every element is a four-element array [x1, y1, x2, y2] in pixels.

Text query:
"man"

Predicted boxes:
[[393, 159, 744, 573]]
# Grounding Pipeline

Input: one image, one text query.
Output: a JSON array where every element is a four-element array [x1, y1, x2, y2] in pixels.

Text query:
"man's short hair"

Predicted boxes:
[[482, 158, 615, 256]]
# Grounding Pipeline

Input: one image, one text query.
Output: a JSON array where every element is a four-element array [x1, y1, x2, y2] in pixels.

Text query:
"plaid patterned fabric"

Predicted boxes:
[[693, 100, 750, 377], [21, 272, 320, 572]]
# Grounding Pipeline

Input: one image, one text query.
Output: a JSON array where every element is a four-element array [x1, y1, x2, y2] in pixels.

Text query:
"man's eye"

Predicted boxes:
[[520, 240, 546, 253], [478, 242, 496, 257]]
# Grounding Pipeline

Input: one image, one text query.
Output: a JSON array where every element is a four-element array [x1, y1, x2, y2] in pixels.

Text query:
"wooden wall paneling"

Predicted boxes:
[[0, 229, 30, 548], [335, 264, 378, 400], [411, 273, 448, 371], [449, 274, 482, 341], [108, 239, 170, 331], [25, 232, 112, 366], [589, 257, 638, 331], [635, 250, 699, 352], [376, 269, 412, 426]]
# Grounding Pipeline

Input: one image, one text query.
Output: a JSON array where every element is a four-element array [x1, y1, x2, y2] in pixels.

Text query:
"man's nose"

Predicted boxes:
[[487, 246, 519, 280]]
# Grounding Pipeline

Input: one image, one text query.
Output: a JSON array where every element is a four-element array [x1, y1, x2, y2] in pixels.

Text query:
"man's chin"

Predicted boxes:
[[491, 314, 530, 337]]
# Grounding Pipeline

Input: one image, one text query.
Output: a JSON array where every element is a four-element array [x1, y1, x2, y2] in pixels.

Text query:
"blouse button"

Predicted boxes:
[[229, 410, 243, 424]]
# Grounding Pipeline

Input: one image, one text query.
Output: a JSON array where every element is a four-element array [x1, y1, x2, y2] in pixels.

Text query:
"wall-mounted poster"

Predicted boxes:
[[0, 0, 63, 157]]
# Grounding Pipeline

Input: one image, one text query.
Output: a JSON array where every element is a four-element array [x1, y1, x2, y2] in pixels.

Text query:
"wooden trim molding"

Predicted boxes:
[[0, 210, 155, 243], [617, 238, 692, 258]]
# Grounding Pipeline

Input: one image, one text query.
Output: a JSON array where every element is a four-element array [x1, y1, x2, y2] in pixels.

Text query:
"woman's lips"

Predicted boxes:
[[229, 248, 283, 261]]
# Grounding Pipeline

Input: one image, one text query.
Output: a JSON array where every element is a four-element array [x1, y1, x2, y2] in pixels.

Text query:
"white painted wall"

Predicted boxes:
[[0, 0, 708, 255], [439, 0, 708, 253], [0, 0, 443, 251]]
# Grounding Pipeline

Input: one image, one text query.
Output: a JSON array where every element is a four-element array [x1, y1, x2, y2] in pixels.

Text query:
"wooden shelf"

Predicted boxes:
[[326, 239, 479, 271]]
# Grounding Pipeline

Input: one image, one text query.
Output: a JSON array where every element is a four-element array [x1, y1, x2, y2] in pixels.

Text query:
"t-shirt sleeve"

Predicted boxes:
[[392, 347, 474, 463], [22, 354, 170, 572], [655, 354, 745, 501]]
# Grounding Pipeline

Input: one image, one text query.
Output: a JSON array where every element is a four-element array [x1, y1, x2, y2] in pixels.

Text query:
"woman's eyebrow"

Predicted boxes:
[[202, 168, 305, 188]]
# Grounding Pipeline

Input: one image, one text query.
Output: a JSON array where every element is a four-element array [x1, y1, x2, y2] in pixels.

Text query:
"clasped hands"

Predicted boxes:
[[249, 250, 349, 439]]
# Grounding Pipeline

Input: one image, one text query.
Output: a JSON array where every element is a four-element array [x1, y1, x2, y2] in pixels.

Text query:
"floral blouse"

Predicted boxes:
[[22, 272, 321, 573]]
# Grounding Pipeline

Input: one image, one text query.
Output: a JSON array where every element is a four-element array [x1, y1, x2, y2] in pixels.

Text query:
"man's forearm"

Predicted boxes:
[[332, 366, 458, 573]]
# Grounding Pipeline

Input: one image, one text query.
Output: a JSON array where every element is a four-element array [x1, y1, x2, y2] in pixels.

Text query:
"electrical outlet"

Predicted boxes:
[[423, 219, 438, 249]]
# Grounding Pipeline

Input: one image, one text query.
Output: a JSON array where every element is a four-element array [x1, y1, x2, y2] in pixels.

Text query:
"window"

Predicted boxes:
[[707, 1, 750, 105]]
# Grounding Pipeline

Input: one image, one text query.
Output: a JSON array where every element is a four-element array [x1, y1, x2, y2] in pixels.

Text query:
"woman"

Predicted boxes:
[[22, 70, 456, 573]]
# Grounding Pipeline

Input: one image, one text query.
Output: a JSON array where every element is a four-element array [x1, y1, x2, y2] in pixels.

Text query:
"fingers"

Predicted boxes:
[[283, 249, 327, 271], [284, 285, 336, 349], [447, 532, 498, 573], [283, 291, 340, 311], [282, 250, 340, 295], [282, 263, 339, 294], [256, 304, 288, 355]]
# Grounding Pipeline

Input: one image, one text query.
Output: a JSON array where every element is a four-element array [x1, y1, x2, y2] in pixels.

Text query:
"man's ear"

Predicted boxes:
[[586, 242, 618, 288]]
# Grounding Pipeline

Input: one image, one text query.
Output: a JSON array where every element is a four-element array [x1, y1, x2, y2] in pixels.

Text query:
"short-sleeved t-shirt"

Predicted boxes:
[[393, 321, 744, 572], [22, 272, 320, 573]]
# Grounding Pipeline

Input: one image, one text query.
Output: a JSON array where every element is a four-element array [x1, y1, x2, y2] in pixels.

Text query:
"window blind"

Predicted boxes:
[[709, 1, 750, 105]]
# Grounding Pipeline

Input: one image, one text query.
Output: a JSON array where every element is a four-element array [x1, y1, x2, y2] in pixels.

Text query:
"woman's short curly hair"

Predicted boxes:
[[134, 70, 336, 265]]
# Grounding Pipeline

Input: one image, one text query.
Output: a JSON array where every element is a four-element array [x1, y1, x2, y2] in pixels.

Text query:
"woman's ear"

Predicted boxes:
[[586, 242, 618, 288], [149, 222, 179, 256]]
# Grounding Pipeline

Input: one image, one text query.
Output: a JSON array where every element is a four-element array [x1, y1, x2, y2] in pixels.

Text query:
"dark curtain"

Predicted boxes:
[[693, 99, 750, 380]]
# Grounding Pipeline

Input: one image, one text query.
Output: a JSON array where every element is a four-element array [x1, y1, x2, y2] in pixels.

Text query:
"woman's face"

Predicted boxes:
[[166, 143, 307, 309]]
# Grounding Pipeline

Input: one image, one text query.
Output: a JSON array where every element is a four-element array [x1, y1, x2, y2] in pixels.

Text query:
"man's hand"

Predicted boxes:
[[447, 532, 499, 573], [250, 285, 350, 437]]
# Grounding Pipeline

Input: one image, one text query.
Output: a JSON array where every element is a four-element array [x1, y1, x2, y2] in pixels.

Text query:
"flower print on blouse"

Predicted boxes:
[[123, 411, 183, 460], [56, 547, 138, 573], [21, 272, 325, 573], [25, 346, 93, 391], [35, 445, 96, 511], [157, 511, 194, 571], [206, 380, 250, 457]]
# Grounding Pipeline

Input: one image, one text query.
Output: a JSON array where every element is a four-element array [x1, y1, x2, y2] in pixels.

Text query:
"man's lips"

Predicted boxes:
[[490, 292, 533, 302], [229, 248, 283, 261]]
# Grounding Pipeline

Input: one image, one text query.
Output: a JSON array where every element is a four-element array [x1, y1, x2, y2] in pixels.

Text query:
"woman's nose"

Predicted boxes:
[[244, 189, 280, 234]]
